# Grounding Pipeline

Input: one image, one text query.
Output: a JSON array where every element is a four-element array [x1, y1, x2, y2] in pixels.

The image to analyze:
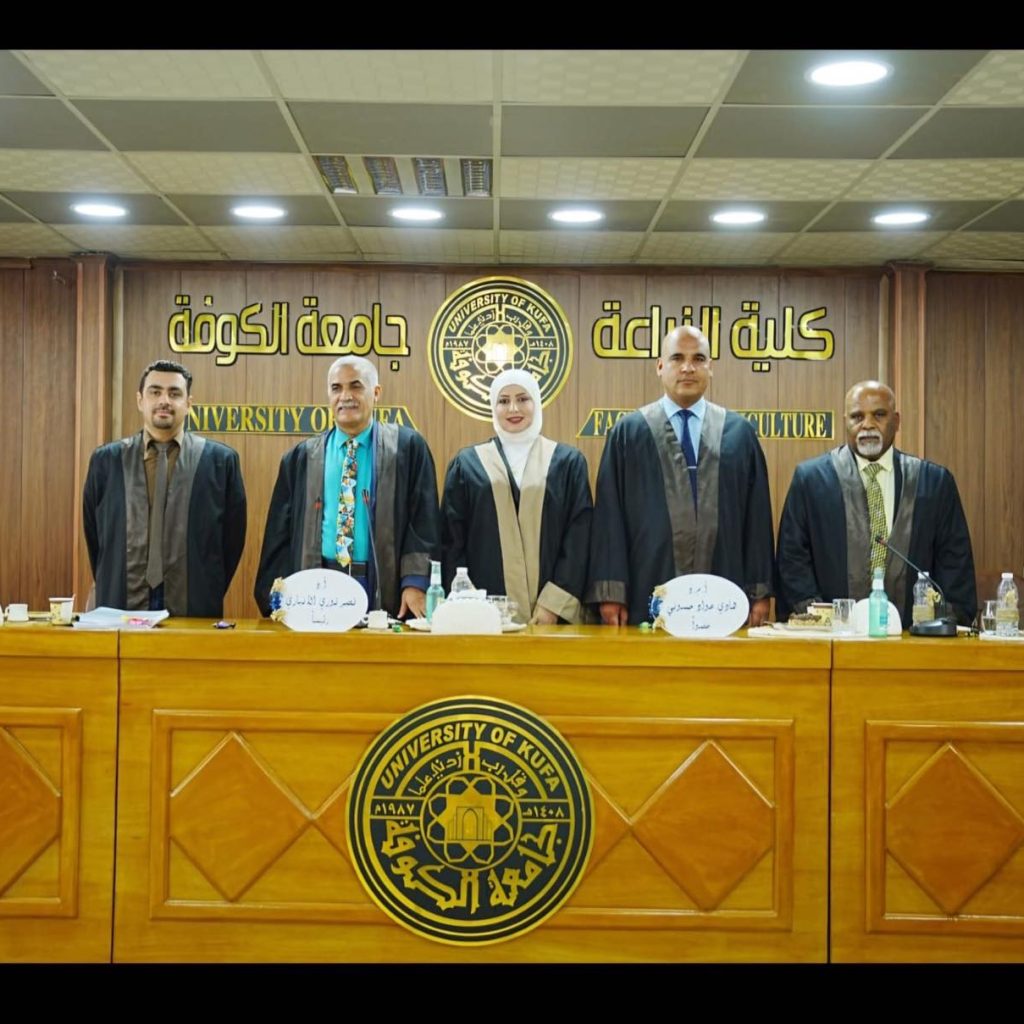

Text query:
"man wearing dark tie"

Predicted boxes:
[[775, 380, 977, 626], [255, 355, 440, 619], [586, 326, 774, 626], [83, 360, 247, 617]]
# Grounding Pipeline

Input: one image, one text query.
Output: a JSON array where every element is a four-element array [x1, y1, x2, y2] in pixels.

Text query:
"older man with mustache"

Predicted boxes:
[[776, 380, 977, 627]]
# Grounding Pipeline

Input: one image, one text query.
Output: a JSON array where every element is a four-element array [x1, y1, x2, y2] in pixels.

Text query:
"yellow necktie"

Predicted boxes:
[[864, 462, 887, 573]]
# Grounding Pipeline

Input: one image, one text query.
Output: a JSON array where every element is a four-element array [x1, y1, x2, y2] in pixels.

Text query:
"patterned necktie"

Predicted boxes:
[[679, 409, 698, 512], [335, 437, 358, 567], [145, 441, 171, 588], [864, 461, 887, 573]]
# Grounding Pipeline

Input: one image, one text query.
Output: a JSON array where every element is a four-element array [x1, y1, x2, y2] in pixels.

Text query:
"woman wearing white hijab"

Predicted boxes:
[[441, 369, 592, 624]]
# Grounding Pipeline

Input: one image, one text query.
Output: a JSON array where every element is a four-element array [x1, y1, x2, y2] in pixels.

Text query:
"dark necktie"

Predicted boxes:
[[679, 409, 698, 512], [145, 441, 171, 588]]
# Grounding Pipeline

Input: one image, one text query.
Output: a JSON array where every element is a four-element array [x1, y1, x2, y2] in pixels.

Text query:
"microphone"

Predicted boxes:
[[362, 489, 382, 612], [873, 535, 957, 637]]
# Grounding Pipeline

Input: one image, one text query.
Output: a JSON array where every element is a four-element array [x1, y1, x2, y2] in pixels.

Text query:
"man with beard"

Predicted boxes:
[[83, 360, 247, 617], [776, 380, 977, 626]]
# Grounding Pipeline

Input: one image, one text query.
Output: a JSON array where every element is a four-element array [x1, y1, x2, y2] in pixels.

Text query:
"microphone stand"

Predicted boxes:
[[363, 489, 383, 613], [874, 535, 958, 637]]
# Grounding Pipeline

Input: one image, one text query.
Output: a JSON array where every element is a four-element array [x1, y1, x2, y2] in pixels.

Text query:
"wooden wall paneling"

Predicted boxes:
[[237, 268, 316, 619], [577, 272, 650, 494], [178, 268, 249, 619], [924, 273, 987, 575], [376, 269, 446, 489], [889, 264, 928, 457], [774, 275, 847, 539], [22, 261, 77, 610], [844, 274, 884, 390], [119, 268, 181, 442], [0, 270, 24, 607], [73, 256, 113, 613], [982, 275, 1024, 577]]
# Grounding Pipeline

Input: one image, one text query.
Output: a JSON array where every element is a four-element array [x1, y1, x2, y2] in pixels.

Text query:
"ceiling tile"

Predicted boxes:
[[502, 50, 741, 105], [502, 106, 706, 158], [203, 225, 358, 258], [777, 231, 936, 264], [500, 198, 658, 232], [920, 231, 1024, 260], [945, 51, 1024, 105], [726, 50, 987, 105], [893, 109, 1024, 158], [0, 51, 50, 95], [290, 101, 491, 157], [810, 199, 996, 232], [0, 98, 105, 150], [676, 158, 872, 200], [0, 198, 31, 223], [55, 224, 217, 253], [698, 107, 925, 159], [169, 193, 337, 227], [499, 230, 641, 263], [846, 159, 1024, 200], [351, 227, 495, 261], [5, 190, 186, 225], [335, 196, 492, 230], [262, 50, 493, 103], [0, 222, 73, 254], [21, 50, 270, 99], [0, 149, 148, 191], [125, 151, 323, 195], [657, 199, 825, 232], [962, 200, 1024, 230], [500, 157, 681, 200], [638, 231, 790, 263], [73, 100, 298, 153]]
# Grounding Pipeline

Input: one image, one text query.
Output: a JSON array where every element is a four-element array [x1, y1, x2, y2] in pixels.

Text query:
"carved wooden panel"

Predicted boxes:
[[0, 708, 82, 917], [866, 721, 1024, 936], [148, 710, 794, 932]]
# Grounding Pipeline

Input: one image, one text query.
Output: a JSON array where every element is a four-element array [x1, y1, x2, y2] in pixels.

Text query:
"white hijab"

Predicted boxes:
[[489, 369, 543, 488]]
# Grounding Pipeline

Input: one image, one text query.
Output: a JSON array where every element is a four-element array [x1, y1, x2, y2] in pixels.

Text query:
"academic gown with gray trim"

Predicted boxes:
[[82, 432, 247, 617], [440, 438, 593, 623], [586, 401, 774, 625], [254, 422, 440, 617], [775, 445, 977, 626]]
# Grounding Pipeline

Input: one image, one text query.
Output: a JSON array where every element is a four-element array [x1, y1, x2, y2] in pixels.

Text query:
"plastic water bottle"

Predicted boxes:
[[869, 567, 889, 637], [450, 567, 475, 599], [425, 560, 445, 623], [995, 572, 1019, 637], [912, 572, 936, 624]]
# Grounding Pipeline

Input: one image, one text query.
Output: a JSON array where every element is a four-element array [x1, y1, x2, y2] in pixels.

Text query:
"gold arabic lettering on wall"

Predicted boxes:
[[592, 302, 835, 371], [167, 295, 410, 368]]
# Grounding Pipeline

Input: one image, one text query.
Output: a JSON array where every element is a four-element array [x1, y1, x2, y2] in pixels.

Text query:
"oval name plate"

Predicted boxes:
[[274, 568, 368, 632], [651, 574, 749, 638]]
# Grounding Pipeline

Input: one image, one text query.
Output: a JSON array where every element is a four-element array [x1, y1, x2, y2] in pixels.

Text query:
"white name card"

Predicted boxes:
[[276, 569, 368, 632], [653, 574, 749, 638]]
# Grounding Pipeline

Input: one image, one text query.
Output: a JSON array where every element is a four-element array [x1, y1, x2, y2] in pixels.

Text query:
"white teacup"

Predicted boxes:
[[49, 597, 74, 625], [6, 603, 29, 622]]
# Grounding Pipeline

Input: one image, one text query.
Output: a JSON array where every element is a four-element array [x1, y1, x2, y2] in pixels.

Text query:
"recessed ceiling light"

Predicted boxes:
[[390, 207, 444, 222], [232, 204, 286, 220], [808, 60, 890, 87], [711, 210, 765, 226], [72, 202, 126, 218], [873, 210, 929, 226], [549, 208, 603, 225]]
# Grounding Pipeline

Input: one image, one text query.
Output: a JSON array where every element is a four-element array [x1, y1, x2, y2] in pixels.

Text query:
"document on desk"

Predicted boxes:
[[73, 607, 170, 629]]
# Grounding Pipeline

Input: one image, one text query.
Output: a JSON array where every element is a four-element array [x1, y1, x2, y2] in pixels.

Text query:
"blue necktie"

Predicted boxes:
[[679, 409, 698, 512]]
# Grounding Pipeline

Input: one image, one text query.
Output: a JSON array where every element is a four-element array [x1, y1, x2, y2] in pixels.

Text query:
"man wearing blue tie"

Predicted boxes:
[[586, 326, 774, 626]]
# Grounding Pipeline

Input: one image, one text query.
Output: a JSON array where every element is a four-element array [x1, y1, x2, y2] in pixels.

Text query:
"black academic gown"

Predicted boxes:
[[775, 445, 977, 626], [82, 432, 247, 617], [441, 437, 593, 623], [254, 422, 440, 617], [586, 401, 774, 625]]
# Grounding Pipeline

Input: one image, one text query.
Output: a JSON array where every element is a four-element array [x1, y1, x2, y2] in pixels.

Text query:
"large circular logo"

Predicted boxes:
[[347, 696, 592, 944], [427, 277, 574, 421]]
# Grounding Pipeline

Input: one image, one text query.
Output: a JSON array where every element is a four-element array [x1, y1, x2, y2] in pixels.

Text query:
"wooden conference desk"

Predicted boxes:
[[113, 622, 830, 962]]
